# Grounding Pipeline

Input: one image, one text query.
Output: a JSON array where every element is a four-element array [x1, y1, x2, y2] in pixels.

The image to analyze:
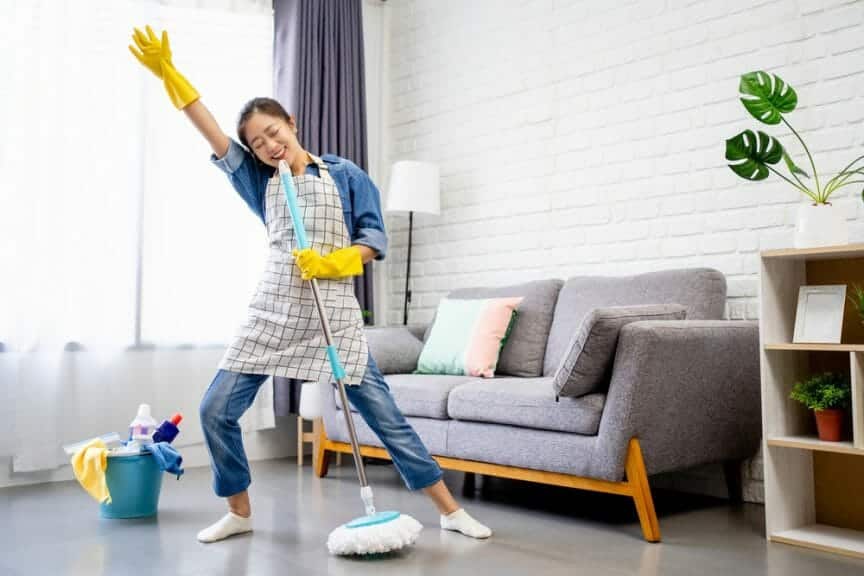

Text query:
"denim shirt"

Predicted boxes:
[[210, 139, 387, 260]]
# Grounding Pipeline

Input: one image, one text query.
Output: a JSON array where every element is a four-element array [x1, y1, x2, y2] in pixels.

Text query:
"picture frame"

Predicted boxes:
[[793, 285, 847, 344]]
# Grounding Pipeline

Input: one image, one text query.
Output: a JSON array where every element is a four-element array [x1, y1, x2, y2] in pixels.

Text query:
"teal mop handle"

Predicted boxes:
[[279, 162, 371, 496]]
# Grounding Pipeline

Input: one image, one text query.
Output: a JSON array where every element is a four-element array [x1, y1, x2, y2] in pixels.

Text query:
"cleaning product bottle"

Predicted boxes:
[[152, 413, 183, 444], [128, 403, 158, 447]]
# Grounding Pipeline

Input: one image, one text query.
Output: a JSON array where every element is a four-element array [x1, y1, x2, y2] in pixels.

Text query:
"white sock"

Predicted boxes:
[[440, 508, 492, 539], [197, 512, 253, 543]]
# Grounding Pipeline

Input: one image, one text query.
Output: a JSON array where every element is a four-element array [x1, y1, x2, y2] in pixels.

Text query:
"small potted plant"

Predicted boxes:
[[789, 372, 851, 441], [725, 71, 864, 248]]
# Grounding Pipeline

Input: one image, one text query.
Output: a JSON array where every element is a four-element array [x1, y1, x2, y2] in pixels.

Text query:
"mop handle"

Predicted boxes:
[[279, 162, 370, 491]]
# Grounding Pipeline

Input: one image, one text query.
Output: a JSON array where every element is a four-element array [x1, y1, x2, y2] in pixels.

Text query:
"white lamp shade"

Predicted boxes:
[[385, 161, 440, 215]]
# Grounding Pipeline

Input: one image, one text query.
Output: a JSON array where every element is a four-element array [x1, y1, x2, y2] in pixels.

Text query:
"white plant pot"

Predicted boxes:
[[298, 381, 325, 419], [794, 203, 848, 249]]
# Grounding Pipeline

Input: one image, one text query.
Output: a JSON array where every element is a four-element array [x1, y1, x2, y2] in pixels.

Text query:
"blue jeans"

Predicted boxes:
[[200, 355, 443, 497]]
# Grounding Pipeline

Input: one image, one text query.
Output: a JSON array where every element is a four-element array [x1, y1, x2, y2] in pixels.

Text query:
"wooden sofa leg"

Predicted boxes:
[[314, 420, 330, 478], [625, 438, 661, 542]]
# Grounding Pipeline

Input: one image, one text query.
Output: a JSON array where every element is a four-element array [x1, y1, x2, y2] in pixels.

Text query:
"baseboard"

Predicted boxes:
[[0, 424, 296, 489]]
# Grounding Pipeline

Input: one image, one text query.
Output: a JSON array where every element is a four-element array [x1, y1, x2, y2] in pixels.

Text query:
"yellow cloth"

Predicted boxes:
[[292, 246, 364, 280], [71, 439, 111, 504], [129, 25, 200, 110]]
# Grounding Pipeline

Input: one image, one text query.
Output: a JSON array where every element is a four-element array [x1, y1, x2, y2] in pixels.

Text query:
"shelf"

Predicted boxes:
[[764, 343, 864, 352], [761, 242, 864, 555], [761, 243, 864, 261], [771, 524, 864, 560], [767, 436, 863, 455]]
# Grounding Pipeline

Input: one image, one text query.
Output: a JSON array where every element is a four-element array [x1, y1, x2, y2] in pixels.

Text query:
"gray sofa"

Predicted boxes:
[[315, 268, 761, 541]]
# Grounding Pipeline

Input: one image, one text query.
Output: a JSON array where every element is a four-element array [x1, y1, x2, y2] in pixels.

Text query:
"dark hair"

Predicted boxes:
[[237, 97, 292, 149]]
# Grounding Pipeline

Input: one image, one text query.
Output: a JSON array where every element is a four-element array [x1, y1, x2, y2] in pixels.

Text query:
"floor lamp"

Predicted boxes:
[[385, 161, 440, 325]]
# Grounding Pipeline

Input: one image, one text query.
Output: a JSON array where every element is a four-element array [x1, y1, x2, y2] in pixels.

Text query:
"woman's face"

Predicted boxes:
[[244, 112, 304, 169]]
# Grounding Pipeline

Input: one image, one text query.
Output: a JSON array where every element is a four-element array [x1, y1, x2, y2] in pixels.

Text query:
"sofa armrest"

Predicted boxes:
[[365, 326, 424, 374], [406, 324, 429, 342], [597, 320, 760, 480]]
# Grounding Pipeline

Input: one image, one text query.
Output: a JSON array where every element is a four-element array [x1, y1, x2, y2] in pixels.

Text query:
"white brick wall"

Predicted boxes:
[[378, 0, 864, 502]]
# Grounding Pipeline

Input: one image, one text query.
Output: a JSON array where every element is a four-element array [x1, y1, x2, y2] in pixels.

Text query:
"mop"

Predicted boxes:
[[278, 161, 423, 556]]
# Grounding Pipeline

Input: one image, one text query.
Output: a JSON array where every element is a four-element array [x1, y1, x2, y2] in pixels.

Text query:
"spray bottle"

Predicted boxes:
[[152, 413, 183, 444]]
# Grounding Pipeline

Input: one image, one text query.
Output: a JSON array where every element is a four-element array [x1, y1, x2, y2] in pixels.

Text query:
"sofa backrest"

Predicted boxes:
[[434, 279, 564, 378], [542, 268, 727, 376]]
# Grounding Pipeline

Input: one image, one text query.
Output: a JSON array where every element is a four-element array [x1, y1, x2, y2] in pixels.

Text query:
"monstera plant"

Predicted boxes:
[[726, 71, 862, 247], [726, 71, 863, 203]]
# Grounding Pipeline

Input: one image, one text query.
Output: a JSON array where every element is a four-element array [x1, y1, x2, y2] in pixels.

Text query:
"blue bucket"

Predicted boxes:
[[99, 452, 163, 519]]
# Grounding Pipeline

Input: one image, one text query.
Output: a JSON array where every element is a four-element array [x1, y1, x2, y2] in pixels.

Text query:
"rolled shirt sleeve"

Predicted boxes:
[[210, 138, 248, 174], [210, 139, 271, 224], [348, 166, 388, 260]]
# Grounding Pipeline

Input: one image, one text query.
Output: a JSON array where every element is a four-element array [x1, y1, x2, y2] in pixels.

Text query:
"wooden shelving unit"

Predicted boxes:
[[764, 343, 864, 352], [766, 436, 862, 455], [761, 243, 864, 560]]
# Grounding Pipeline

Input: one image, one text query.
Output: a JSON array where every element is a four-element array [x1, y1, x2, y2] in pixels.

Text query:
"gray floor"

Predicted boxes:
[[2, 460, 863, 576]]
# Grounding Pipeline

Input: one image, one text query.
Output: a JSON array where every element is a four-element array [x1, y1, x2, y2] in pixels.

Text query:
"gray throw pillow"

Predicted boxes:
[[365, 326, 425, 374], [553, 304, 687, 397]]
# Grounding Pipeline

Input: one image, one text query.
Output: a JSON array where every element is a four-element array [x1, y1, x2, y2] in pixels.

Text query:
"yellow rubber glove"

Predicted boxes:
[[129, 25, 200, 110], [292, 246, 364, 280]]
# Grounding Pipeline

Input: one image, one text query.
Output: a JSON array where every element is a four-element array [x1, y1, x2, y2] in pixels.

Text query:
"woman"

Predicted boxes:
[[129, 26, 491, 544]]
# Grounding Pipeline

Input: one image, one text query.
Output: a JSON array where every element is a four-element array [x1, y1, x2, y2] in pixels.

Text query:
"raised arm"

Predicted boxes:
[[129, 25, 230, 158], [184, 101, 230, 159]]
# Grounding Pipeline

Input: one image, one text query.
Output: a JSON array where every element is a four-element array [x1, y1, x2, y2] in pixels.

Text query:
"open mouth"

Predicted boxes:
[[271, 145, 287, 161]]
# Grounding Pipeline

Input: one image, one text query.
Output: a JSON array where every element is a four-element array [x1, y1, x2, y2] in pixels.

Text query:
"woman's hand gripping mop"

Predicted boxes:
[[279, 161, 422, 556]]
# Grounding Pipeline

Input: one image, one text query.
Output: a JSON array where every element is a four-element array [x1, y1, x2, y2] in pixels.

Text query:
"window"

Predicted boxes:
[[0, 0, 274, 350]]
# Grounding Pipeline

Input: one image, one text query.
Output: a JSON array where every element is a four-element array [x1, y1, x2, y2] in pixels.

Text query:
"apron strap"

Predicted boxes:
[[308, 154, 330, 173]]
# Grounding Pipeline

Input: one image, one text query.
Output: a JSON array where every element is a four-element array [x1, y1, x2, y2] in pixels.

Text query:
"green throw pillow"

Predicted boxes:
[[416, 296, 523, 378]]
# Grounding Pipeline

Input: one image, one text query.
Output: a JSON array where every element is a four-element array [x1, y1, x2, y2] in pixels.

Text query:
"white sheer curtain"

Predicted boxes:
[[1, 0, 142, 350], [140, 7, 273, 346], [0, 0, 275, 472]]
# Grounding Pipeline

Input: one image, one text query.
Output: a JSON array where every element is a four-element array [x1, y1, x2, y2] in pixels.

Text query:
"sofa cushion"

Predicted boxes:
[[544, 268, 726, 375], [553, 304, 687, 397], [365, 326, 424, 374], [447, 377, 605, 435], [417, 297, 523, 377], [336, 374, 472, 419], [429, 279, 564, 378]]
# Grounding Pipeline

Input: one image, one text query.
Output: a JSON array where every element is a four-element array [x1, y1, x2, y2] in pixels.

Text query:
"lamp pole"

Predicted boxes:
[[403, 211, 413, 325], [387, 161, 438, 326]]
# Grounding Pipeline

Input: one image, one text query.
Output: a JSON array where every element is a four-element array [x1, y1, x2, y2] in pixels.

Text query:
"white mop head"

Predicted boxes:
[[327, 512, 423, 555]]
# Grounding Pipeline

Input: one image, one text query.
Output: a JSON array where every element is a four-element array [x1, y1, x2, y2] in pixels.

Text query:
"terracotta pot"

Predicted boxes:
[[814, 409, 844, 442]]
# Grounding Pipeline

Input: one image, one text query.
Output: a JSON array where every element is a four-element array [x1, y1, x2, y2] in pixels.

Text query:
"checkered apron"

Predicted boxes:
[[219, 155, 368, 386]]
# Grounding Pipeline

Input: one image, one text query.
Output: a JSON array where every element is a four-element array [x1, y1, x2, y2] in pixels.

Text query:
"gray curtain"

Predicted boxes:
[[273, 0, 373, 417], [297, 0, 369, 172], [275, 0, 368, 165]]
